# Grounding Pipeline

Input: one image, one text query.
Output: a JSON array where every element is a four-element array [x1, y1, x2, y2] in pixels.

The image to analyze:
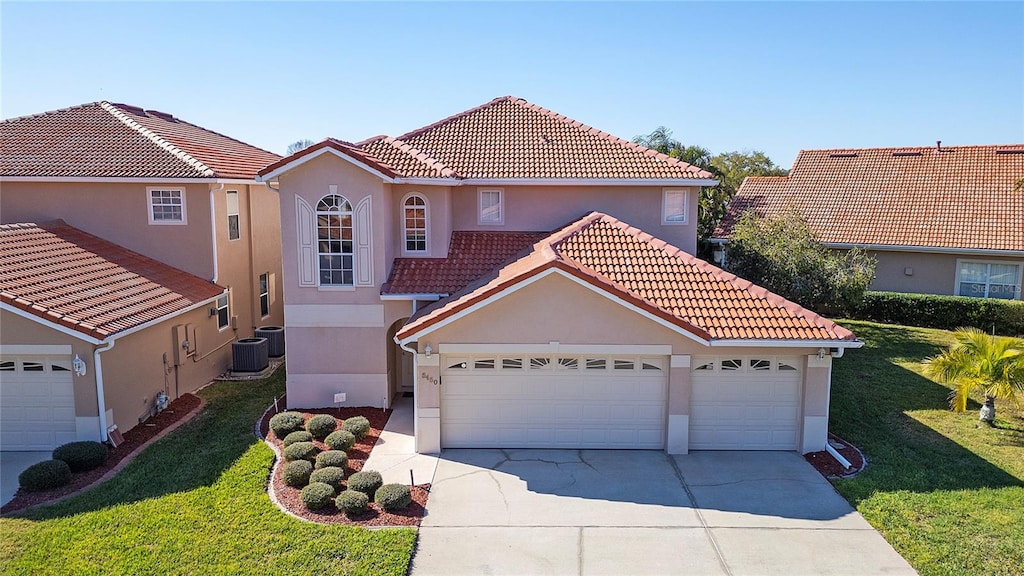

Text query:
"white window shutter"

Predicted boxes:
[[295, 196, 317, 287], [355, 196, 373, 286]]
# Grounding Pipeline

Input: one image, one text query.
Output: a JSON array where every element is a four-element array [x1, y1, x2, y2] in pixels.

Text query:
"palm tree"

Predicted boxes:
[[923, 328, 1024, 425]]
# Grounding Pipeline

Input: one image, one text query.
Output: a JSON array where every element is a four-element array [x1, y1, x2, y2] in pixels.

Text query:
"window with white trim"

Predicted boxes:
[[662, 189, 687, 224], [148, 188, 186, 224], [316, 195, 354, 286], [403, 194, 428, 253], [227, 191, 240, 240], [956, 260, 1021, 300], [259, 273, 270, 317], [216, 293, 230, 330], [479, 188, 503, 225]]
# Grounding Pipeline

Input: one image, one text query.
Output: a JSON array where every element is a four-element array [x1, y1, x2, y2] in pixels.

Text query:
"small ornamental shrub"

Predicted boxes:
[[315, 450, 349, 470], [283, 460, 313, 487], [282, 431, 313, 447], [283, 441, 319, 462], [347, 470, 383, 498], [336, 489, 369, 515], [18, 459, 72, 491], [52, 441, 108, 472], [269, 411, 306, 438], [305, 414, 338, 440], [374, 483, 412, 511], [309, 466, 346, 491], [851, 291, 1024, 336], [300, 482, 335, 511], [324, 430, 356, 452], [342, 416, 371, 440]]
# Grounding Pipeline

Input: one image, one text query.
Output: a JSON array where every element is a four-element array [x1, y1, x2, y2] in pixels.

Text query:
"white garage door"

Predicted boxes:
[[690, 357, 802, 450], [441, 355, 667, 449], [0, 356, 77, 451]]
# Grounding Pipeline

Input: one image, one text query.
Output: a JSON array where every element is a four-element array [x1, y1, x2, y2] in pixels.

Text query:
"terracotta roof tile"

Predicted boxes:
[[1, 102, 281, 179], [714, 145, 1024, 252], [0, 221, 225, 340]]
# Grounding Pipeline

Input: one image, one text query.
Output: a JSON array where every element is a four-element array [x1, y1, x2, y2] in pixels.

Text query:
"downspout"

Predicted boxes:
[[93, 339, 116, 442], [247, 185, 257, 332], [209, 183, 226, 282]]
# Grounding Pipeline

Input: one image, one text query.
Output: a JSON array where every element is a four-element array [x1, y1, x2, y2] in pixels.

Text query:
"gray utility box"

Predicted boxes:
[[232, 337, 269, 372], [255, 326, 285, 358]]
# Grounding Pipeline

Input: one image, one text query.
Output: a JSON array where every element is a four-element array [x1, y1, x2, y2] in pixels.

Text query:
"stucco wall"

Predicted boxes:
[[869, 250, 1023, 299], [390, 184, 453, 258]]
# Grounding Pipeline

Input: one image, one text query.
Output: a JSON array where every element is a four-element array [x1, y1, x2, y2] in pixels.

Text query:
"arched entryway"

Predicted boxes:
[[386, 318, 414, 403]]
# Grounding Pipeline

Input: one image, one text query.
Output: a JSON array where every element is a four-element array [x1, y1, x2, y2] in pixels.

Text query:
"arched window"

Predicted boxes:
[[403, 194, 428, 253], [317, 194, 354, 286]]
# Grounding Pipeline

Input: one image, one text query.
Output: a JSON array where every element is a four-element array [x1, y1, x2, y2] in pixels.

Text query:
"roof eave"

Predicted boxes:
[[257, 142, 397, 183]]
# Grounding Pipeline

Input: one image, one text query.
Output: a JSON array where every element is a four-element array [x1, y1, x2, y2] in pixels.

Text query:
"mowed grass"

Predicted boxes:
[[0, 369, 415, 576], [831, 321, 1024, 576]]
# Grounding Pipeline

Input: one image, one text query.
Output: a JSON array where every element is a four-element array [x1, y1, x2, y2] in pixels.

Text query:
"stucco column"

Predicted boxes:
[[666, 354, 691, 454], [801, 354, 832, 454], [414, 352, 441, 454]]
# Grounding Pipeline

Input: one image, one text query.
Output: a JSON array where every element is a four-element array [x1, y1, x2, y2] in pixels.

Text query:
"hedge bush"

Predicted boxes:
[[18, 459, 72, 491], [342, 416, 371, 440], [324, 430, 356, 451], [52, 441, 108, 472], [315, 450, 348, 470], [283, 441, 319, 462], [300, 482, 335, 510], [335, 489, 369, 515], [283, 460, 313, 487], [849, 291, 1024, 336], [347, 470, 382, 498], [282, 431, 313, 447], [309, 466, 346, 491], [374, 483, 412, 511], [269, 411, 306, 438], [305, 414, 338, 440]]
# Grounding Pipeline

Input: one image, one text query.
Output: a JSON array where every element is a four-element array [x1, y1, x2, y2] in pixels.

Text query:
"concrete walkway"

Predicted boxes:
[[362, 396, 438, 486], [1, 451, 50, 506]]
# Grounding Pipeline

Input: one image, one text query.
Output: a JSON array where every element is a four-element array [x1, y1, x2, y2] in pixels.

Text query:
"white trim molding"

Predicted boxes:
[[284, 304, 385, 327], [259, 147, 397, 183], [661, 188, 688, 225], [0, 344, 74, 355], [437, 343, 673, 355], [478, 187, 504, 226], [146, 186, 187, 225], [401, 192, 430, 255]]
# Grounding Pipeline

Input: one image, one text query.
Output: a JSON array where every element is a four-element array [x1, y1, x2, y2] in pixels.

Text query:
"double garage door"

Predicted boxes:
[[0, 356, 77, 451], [440, 354, 802, 451]]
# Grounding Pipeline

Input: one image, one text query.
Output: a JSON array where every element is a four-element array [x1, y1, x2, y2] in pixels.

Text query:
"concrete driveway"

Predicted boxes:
[[411, 449, 916, 576], [1, 451, 50, 506]]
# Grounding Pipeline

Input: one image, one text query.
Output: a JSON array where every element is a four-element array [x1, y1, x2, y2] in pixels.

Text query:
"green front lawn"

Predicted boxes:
[[832, 320, 1024, 576], [0, 369, 415, 576]]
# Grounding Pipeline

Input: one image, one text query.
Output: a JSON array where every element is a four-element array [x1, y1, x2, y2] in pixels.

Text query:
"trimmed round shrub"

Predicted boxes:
[[52, 440, 108, 472], [305, 414, 338, 440], [18, 459, 72, 491], [283, 441, 319, 462], [374, 483, 412, 511], [324, 430, 356, 452], [315, 450, 349, 470], [347, 470, 383, 498], [269, 411, 306, 438], [342, 416, 371, 440], [282, 430, 313, 447], [283, 460, 313, 487], [336, 489, 369, 515], [300, 482, 335, 511], [309, 466, 346, 491]]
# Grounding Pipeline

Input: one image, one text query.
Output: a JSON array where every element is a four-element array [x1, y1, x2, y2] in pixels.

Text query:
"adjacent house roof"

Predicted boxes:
[[397, 212, 858, 344], [260, 96, 716, 182], [0, 221, 225, 341], [1, 101, 281, 180], [713, 144, 1024, 253]]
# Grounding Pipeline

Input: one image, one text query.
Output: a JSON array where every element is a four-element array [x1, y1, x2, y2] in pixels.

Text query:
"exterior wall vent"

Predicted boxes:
[[232, 338, 269, 372], [892, 151, 923, 157], [255, 326, 286, 358]]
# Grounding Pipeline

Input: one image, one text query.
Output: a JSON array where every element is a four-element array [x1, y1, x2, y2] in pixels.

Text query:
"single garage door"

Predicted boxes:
[[0, 356, 77, 451], [441, 354, 667, 449], [690, 357, 802, 450]]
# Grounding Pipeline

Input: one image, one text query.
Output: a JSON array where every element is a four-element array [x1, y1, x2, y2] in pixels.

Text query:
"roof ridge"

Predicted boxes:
[[0, 101, 107, 125], [797, 143, 1024, 155], [393, 96, 517, 141], [382, 136, 460, 178], [99, 101, 215, 177]]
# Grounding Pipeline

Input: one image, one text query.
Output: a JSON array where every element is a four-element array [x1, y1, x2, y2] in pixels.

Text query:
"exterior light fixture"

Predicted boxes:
[[424, 345, 432, 358], [72, 354, 87, 376]]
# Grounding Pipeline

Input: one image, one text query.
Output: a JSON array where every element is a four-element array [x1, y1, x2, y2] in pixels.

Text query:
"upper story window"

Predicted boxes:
[[259, 272, 270, 317], [403, 194, 428, 253], [148, 187, 186, 224], [216, 292, 230, 330], [317, 194, 354, 286], [479, 188, 504, 225], [956, 260, 1021, 299], [227, 191, 240, 240], [662, 189, 687, 224]]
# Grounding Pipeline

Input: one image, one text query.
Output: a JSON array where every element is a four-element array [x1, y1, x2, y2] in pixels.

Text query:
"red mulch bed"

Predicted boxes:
[[804, 432, 866, 479], [2, 393, 203, 514], [260, 403, 429, 527]]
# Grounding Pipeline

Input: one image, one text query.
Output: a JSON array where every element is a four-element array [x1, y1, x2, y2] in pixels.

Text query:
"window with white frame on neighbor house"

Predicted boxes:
[[316, 194, 354, 286], [956, 261, 1022, 299], [148, 188, 186, 224], [404, 194, 427, 252], [216, 293, 230, 329], [259, 273, 270, 317], [227, 191, 240, 240], [479, 188, 503, 225], [662, 189, 687, 224]]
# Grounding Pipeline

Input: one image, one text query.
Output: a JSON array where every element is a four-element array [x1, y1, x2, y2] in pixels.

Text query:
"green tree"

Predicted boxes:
[[724, 206, 876, 314], [710, 150, 788, 193], [287, 139, 315, 155], [923, 328, 1024, 425]]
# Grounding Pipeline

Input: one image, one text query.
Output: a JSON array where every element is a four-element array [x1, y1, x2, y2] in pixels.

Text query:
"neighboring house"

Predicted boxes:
[[712, 144, 1024, 300], [0, 102, 284, 450], [258, 96, 862, 456]]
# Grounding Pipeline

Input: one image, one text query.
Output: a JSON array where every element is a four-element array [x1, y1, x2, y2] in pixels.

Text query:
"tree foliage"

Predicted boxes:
[[286, 139, 315, 155], [724, 207, 876, 315], [923, 328, 1024, 422]]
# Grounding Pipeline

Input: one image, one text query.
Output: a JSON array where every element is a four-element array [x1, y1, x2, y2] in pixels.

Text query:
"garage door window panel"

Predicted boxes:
[[501, 358, 523, 369]]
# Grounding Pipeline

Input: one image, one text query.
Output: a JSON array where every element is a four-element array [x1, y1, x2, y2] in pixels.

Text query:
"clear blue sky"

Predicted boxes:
[[3, 1, 1022, 167]]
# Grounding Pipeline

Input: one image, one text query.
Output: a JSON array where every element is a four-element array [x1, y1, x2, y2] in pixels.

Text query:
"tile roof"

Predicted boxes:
[[397, 212, 857, 343], [1, 101, 281, 179], [713, 144, 1024, 252], [0, 221, 225, 341], [261, 96, 715, 181]]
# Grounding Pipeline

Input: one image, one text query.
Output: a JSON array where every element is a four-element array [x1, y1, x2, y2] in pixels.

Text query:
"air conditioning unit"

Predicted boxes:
[[232, 337, 269, 372], [255, 326, 285, 357]]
